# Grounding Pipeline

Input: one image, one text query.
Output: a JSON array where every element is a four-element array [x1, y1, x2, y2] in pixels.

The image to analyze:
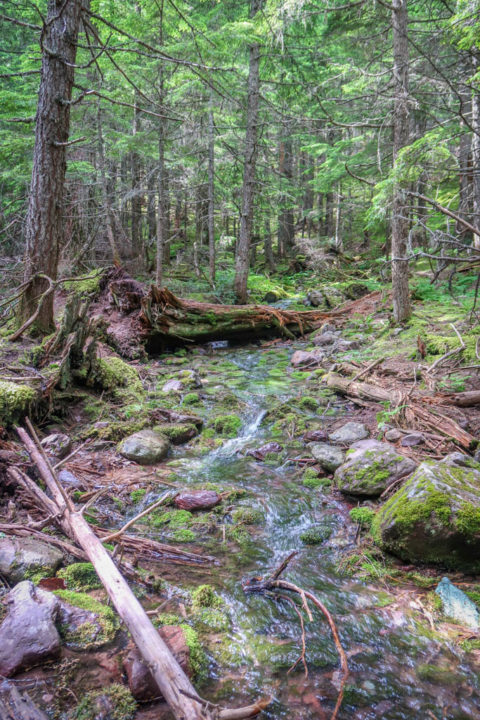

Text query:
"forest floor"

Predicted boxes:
[[1, 260, 480, 719]]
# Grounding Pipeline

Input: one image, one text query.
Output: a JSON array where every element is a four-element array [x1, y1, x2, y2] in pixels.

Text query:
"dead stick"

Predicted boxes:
[[23, 419, 73, 511], [102, 491, 174, 542]]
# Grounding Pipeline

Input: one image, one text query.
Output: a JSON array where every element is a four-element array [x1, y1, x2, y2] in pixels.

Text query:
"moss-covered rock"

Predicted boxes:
[[191, 584, 222, 610], [211, 413, 242, 438], [0, 536, 64, 584], [92, 356, 143, 397], [334, 440, 416, 497], [72, 684, 136, 720], [55, 590, 119, 649], [118, 429, 170, 464], [372, 454, 480, 569], [231, 506, 264, 525], [0, 381, 36, 426], [57, 562, 101, 591], [153, 423, 198, 444]]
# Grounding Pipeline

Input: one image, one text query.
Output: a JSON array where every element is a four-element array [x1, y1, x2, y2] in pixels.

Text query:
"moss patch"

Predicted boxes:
[[72, 684, 136, 720], [0, 381, 36, 425], [57, 562, 101, 591]]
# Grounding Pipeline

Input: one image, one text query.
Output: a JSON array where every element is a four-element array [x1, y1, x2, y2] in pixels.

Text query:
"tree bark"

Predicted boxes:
[[234, 0, 263, 303], [22, 0, 84, 332], [131, 102, 144, 268], [155, 0, 167, 286], [471, 52, 480, 249], [208, 102, 216, 283], [391, 0, 411, 322]]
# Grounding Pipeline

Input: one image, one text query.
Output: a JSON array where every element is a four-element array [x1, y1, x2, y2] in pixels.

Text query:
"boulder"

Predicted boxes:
[[290, 350, 323, 368], [309, 443, 345, 472], [41, 433, 72, 459], [162, 379, 183, 393], [303, 430, 328, 442], [400, 432, 425, 447], [312, 331, 338, 346], [246, 442, 283, 461], [329, 422, 369, 444], [174, 491, 221, 511], [0, 582, 61, 676], [0, 536, 63, 584], [385, 428, 402, 442], [118, 430, 170, 465], [435, 577, 479, 629], [153, 423, 198, 444], [123, 625, 191, 701], [334, 439, 416, 497], [372, 454, 480, 569]]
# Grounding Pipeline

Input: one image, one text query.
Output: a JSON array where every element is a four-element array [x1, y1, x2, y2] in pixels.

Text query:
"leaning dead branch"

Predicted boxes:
[[14, 422, 269, 720], [243, 551, 348, 718]]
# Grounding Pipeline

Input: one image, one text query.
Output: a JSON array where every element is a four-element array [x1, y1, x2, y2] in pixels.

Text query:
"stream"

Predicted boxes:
[[123, 342, 480, 719]]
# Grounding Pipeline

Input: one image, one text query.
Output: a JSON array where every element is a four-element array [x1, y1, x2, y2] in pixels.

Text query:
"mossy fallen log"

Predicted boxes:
[[139, 287, 355, 350]]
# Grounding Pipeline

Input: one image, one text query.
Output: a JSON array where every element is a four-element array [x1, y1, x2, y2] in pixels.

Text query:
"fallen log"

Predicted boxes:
[[436, 390, 480, 407], [138, 287, 383, 350], [325, 372, 476, 450], [14, 423, 268, 720]]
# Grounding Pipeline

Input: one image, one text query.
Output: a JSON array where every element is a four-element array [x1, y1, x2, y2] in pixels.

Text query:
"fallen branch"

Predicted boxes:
[[15, 423, 268, 720], [243, 552, 348, 719]]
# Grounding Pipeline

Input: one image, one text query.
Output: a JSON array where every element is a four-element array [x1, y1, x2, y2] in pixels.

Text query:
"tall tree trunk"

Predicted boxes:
[[22, 0, 83, 332], [391, 0, 411, 322], [97, 106, 121, 264], [131, 104, 143, 268], [155, 1, 167, 286], [234, 0, 263, 304], [278, 120, 294, 256], [208, 103, 216, 283], [163, 167, 171, 265], [264, 216, 275, 271], [471, 52, 480, 249]]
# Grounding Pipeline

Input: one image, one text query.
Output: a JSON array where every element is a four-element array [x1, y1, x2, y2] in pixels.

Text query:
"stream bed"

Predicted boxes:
[[125, 343, 480, 720]]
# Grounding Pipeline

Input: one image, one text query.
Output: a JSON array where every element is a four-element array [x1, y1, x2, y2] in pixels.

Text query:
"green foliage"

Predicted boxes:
[[349, 507, 375, 529], [72, 684, 136, 720], [57, 562, 101, 591]]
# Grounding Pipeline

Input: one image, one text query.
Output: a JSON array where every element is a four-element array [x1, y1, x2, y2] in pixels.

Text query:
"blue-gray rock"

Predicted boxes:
[[435, 577, 479, 629], [308, 443, 345, 472], [334, 439, 416, 497], [0, 536, 63, 584], [329, 422, 369, 444]]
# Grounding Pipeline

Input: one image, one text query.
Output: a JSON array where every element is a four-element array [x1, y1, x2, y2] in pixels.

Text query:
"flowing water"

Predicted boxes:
[[144, 345, 480, 720]]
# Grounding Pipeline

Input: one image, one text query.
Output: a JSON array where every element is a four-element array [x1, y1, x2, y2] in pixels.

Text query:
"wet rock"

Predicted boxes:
[[400, 432, 425, 447], [305, 290, 324, 307], [385, 428, 402, 442], [0, 536, 63, 584], [162, 379, 183, 393], [41, 432, 72, 459], [124, 626, 191, 701], [290, 350, 323, 368], [312, 331, 338, 346], [174, 490, 221, 511], [435, 577, 479, 628], [329, 422, 369, 444], [153, 423, 199, 444], [303, 430, 328, 442], [56, 596, 112, 650], [246, 441, 283, 460], [118, 430, 170, 465], [334, 339, 360, 352], [335, 439, 416, 497], [0, 581, 61, 676], [308, 442, 345, 472], [373, 455, 480, 568], [58, 468, 84, 489]]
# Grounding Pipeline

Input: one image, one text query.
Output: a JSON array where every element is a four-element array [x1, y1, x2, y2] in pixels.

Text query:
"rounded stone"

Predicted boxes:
[[118, 430, 170, 465]]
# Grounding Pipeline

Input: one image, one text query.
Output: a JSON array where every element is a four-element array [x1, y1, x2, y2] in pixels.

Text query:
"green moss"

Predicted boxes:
[[231, 506, 264, 525], [455, 502, 480, 536], [300, 526, 332, 544], [73, 684, 136, 720], [154, 612, 181, 626], [0, 381, 36, 425], [54, 590, 118, 647], [64, 272, 101, 296], [130, 489, 147, 503], [57, 562, 101, 591], [191, 584, 222, 610], [349, 507, 375, 529], [212, 414, 242, 437], [155, 423, 197, 443], [148, 509, 193, 528], [193, 607, 230, 632], [92, 357, 144, 402], [181, 625, 207, 681], [416, 664, 458, 685], [172, 528, 196, 542], [298, 396, 318, 411], [183, 392, 200, 405]]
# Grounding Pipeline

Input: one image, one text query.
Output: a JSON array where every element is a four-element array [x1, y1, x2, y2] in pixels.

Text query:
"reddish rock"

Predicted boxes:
[[303, 430, 328, 442], [123, 626, 191, 701], [290, 350, 323, 368], [0, 581, 61, 677], [246, 442, 283, 461], [174, 490, 220, 511]]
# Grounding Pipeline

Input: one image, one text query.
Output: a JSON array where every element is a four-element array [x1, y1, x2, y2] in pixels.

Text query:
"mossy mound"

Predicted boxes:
[[57, 562, 101, 591], [349, 507, 375, 528], [55, 590, 119, 648], [372, 455, 480, 569], [72, 684, 136, 720], [211, 413, 242, 438], [191, 584, 222, 610], [90, 356, 144, 402], [0, 380, 36, 425], [154, 423, 198, 444], [334, 440, 416, 497], [231, 506, 264, 525]]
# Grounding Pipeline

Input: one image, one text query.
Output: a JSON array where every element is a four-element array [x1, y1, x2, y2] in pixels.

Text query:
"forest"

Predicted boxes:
[[1, 1, 480, 719]]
